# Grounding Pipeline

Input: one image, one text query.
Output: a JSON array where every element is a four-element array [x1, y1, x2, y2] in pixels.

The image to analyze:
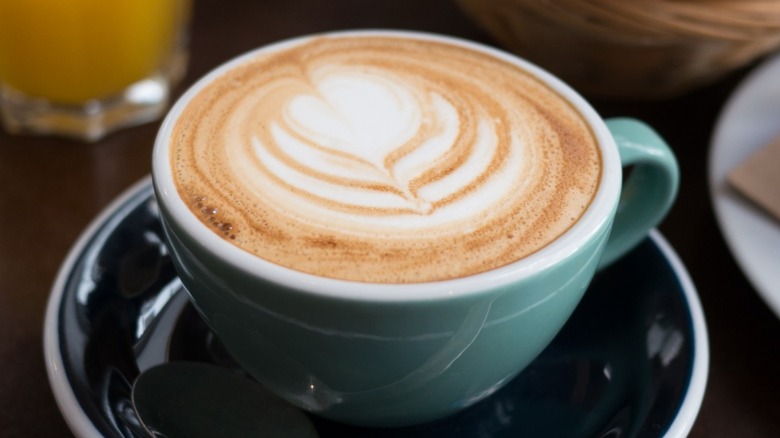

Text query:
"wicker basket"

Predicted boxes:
[[457, 0, 780, 99]]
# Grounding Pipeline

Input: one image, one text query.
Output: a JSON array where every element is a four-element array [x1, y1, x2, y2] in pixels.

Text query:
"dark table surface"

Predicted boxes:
[[1, 1, 779, 436]]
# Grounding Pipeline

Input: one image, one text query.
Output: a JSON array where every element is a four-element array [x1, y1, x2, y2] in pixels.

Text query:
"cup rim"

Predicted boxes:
[[152, 29, 621, 302]]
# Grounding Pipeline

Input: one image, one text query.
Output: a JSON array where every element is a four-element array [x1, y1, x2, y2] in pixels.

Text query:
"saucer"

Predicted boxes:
[[709, 51, 780, 319], [44, 177, 708, 438]]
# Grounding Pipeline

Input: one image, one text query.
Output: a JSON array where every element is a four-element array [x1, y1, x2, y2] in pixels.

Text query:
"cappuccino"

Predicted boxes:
[[169, 34, 601, 283]]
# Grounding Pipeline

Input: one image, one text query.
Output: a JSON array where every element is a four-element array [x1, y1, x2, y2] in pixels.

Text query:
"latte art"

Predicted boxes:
[[170, 35, 601, 283]]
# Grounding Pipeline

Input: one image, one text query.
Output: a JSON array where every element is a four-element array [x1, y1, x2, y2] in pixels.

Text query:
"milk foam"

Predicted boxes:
[[170, 35, 601, 283]]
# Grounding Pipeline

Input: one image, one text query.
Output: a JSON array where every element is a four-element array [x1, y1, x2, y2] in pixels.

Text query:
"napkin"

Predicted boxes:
[[729, 133, 780, 222]]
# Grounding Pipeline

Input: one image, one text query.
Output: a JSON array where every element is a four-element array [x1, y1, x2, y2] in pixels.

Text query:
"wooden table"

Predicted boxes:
[[1, 1, 778, 436]]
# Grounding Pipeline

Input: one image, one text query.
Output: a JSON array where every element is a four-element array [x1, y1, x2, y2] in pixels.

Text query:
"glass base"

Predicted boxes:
[[1, 74, 172, 142], [0, 46, 187, 143]]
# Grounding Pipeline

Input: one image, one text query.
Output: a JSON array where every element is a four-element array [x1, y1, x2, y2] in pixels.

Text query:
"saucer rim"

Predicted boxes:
[[43, 176, 709, 438], [44, 176, 154, 438], [650, 228, 709, 437]]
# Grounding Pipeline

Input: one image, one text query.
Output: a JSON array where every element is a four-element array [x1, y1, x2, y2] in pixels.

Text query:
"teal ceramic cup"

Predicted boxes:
[[152, 30, 678, 427]]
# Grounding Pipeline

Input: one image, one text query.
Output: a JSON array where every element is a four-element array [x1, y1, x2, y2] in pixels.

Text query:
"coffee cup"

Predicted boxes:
[[151, 30, 678, 427]]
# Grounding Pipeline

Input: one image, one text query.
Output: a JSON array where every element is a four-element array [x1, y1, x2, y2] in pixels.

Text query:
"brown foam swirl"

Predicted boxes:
[[170, 35, 601, 283]]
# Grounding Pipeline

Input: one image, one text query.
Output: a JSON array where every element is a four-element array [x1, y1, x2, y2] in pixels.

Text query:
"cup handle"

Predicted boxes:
[[598, 118, 679, 269]]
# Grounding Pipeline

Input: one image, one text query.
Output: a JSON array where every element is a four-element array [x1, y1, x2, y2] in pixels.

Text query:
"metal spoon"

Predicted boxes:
[[132, 361, 318, 438]]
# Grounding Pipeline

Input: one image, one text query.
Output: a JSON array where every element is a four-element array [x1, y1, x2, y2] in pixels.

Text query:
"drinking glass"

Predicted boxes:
[[0, 0, 192, 141]]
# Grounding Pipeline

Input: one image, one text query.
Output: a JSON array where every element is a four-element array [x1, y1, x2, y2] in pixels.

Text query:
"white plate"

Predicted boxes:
[[709, 52, 780, 319]]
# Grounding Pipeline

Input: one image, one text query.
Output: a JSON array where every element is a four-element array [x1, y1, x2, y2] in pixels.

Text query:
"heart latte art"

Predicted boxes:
[[170, 35, 601, 283]]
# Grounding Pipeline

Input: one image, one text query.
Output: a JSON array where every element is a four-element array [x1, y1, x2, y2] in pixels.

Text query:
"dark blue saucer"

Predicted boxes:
[[44, 177, 708, 438]]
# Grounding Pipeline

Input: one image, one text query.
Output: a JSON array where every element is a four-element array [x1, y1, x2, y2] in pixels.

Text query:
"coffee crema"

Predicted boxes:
[[169, 34, 601, 283]]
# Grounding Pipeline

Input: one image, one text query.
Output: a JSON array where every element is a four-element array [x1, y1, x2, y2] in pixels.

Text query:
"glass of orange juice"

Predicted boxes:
[[0, 0, 191, 141]]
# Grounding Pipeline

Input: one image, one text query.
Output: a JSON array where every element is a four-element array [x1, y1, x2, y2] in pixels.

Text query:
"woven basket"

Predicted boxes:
[[457, 0, 780, 99]]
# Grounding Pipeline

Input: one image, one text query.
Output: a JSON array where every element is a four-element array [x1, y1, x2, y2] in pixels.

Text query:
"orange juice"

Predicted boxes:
[[0, 0, 189, 104]]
